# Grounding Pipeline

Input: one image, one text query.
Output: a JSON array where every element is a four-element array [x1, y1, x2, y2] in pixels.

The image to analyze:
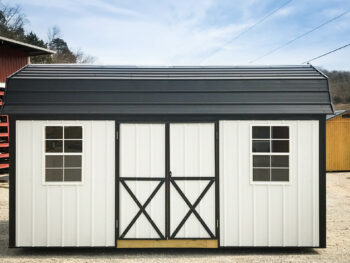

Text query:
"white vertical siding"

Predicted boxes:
[[16, 121, 115, 247], [219, 120, 319, 247]]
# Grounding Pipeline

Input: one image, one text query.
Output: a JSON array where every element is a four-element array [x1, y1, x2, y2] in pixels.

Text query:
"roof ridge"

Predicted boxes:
[[12, 64, 326, 80], [26, 64, 312, 68]]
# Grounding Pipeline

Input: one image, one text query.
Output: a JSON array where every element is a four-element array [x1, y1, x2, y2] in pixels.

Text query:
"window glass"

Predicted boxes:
[[46, 169, 63, 182], [64, 169, 82, 181], [253, 155, 270, 167], [272, 140, 289, 153], [253, 169, 270, 181], [271, 169, 289, 181], [252, 126, 270, 139], [252, 125, 289, 183], [271, 156, 289, 167], [64, 126, 82, 139], [64, 156, 82, 168], [46, 140, 63, 153], [252, 140, 270, 152], [46, 126, 63, 139], [64, 140, 82, 153], [46, 156, 63, 168], [45, 125, 82, 183], [272, 126, 289, 139]]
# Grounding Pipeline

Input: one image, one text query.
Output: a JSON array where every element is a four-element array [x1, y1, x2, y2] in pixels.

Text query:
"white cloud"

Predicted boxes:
[[10, 0, 350, 69]]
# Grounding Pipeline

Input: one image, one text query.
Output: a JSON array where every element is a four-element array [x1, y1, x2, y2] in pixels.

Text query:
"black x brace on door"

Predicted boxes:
[[117, 122, 219, 241]]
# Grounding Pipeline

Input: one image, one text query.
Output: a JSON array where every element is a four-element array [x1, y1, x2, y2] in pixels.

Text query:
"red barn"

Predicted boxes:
[[0, 36, 54, 171]]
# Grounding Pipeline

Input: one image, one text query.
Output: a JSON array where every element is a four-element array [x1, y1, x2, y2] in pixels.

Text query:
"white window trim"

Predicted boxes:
[[0, 82, 5, 88], [250, 123, 291, 185], [42, 124, 84, 186]]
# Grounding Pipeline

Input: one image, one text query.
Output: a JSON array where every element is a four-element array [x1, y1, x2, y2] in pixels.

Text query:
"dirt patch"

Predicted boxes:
[[0, 173, 348, 262]]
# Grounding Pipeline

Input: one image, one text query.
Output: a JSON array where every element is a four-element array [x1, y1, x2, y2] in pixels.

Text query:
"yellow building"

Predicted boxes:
[[326, 110, 350, 171]]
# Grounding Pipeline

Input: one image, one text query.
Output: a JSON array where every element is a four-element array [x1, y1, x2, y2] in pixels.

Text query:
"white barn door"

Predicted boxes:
[[119, 124, 166, 239], [169, 123, 216, 239]]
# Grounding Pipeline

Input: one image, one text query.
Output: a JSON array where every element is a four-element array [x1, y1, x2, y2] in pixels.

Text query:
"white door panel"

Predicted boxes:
[[169, 123, 216, 239], [120, 124, 165, 178], [170, 123, 215, 177], [119, 124, 165, 239]]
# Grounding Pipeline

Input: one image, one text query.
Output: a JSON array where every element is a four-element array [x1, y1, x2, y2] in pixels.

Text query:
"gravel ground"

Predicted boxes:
[[0, 172, 349, 262]]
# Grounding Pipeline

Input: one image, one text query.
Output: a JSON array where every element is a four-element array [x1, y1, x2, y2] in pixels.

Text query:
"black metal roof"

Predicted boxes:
[[2, 64, 334, 115]]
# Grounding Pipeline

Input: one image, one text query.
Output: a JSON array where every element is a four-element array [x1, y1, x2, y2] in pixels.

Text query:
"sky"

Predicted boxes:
[[8, 0, 350, 70]]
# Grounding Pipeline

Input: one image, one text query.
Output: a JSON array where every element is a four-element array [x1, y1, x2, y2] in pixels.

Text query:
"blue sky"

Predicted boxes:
[[9, 0, 350, 70]]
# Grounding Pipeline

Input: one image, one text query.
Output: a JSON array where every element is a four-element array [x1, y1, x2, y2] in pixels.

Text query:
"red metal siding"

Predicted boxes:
[[0, 46, 28, 82], [0, 45, 28, 171]]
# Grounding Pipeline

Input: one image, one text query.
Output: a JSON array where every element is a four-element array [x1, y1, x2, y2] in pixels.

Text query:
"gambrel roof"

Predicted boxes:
[[2, 64, 333, 115]]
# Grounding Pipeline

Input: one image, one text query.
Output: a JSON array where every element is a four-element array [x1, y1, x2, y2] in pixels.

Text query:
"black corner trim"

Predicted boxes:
[[319, 116, 326, 248], [9, 117, 16, 247]]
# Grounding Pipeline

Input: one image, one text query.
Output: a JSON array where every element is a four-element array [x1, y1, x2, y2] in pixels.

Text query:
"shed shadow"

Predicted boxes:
[[0, 219, 319, 259]]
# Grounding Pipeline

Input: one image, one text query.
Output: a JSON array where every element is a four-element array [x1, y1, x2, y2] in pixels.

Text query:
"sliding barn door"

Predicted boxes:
[[169, 123, 216, 239], [119, 124, 165, 239]]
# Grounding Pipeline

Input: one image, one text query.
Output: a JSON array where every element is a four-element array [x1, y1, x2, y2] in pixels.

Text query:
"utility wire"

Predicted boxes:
[[250, 9, 350, 63], [200, 0, 294, 63], [302, 43, 350, 64]]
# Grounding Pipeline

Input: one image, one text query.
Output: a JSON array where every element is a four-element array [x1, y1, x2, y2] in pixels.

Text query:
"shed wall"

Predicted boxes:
[[15, 120, 115, 247], [219, 120, 319, 247], [0, 46, 27, 82], [326, 115, 350, 171]]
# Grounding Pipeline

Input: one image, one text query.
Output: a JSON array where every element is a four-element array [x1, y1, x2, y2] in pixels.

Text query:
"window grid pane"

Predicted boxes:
[[252, 126, 270, 139], [46, 140, 63, 153], [64, 126, 82, 139], [252, 125, 289, 183], [45, 125, 83, 183], [46, 126, 63, 139]]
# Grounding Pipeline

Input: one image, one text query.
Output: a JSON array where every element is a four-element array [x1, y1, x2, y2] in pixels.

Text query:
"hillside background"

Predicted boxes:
[[323, 70, 350, 111]]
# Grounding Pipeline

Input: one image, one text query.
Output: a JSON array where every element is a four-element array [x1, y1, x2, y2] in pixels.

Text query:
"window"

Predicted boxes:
[[45, 126, 83, 183], [251, 126, 289, 182]]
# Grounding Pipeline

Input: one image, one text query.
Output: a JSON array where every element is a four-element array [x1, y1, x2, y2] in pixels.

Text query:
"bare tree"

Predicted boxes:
[[74, 48, 96, 64], [1, 2, 97, 64], [47, 26, 61, 46], [0, 1, 28, 39]]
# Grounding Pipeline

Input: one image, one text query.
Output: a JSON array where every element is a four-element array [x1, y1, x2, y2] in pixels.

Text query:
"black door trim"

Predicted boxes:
[[117, 122, 218, 241]]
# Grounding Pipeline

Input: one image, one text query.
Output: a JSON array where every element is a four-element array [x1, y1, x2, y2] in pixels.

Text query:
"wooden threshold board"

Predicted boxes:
[[117, 239, 218, 248]]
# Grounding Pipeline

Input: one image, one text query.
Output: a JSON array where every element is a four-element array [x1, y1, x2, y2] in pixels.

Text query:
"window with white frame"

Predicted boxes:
[[251, 126, 289, 182], [45, 126, 83, 182]]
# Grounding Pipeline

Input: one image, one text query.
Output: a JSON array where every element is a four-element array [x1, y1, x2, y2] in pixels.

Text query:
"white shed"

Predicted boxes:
[[2, 65, 332, 248]]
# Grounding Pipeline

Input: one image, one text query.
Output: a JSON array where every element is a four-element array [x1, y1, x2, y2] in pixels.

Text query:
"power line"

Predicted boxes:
[[249, 9, 350, 63], [302, 43, 350, 64], [200, 0, 294, 63]]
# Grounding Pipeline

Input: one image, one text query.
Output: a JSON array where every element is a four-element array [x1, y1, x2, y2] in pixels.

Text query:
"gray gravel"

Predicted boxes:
[[0, 172, 349, 262]]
